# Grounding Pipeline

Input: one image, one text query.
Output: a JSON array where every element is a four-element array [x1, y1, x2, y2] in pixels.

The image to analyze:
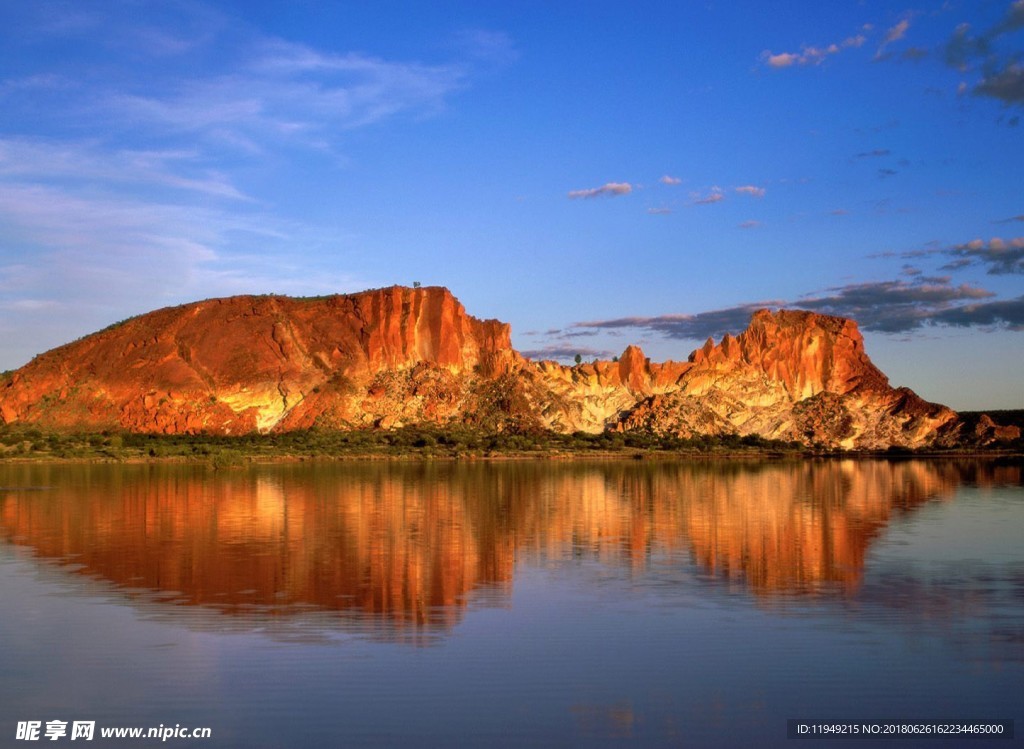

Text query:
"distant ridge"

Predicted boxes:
[[0, 285, 1017, 448]]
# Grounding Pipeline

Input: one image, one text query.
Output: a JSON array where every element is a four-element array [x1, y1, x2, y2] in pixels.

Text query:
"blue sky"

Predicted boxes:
[[0, 0, 1021, 409]]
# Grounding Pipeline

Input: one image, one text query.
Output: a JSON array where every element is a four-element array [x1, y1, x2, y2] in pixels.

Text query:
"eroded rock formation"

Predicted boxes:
[[0, 285, 1012, 448]]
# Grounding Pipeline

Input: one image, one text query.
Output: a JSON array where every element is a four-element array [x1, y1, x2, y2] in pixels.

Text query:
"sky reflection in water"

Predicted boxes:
[[0, 459, 1020, 747]]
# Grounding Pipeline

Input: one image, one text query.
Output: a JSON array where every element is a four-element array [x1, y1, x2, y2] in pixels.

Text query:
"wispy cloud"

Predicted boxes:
[[0, 137, 250, 200], [451, 29, 519, 67], [570, 272, 1016, 339], [738, 220, 761, 229], [691, 186, 724, 205], [519, 344, 615, 361], [104, 41, 466, 147], [929, 295, 1024, 328], [885, 20, 911, 44], [647, 207, 673, 215], [854, 148, 891, 159], [659, 175, 682, 185], [875, 18, 911, 59], [895, 236, 1024, 275], [793, 278, 994, 332], [568, 182, 633, 199], [735, 185, 766, 198], [573, 303, 777, 342], [761, 34, 866, 68]]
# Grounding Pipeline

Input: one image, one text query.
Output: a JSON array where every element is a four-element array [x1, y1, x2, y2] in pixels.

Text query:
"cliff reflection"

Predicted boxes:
[[0, 459, 1014, 637]]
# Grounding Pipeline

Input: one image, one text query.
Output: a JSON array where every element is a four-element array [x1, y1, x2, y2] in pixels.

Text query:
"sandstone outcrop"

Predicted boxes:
[[0, 286, 517, 435], [0, 285, 1009, 449]]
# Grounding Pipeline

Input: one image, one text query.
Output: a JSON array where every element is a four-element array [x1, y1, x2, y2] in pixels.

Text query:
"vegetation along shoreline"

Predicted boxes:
[[2, 422, 1020, 467]]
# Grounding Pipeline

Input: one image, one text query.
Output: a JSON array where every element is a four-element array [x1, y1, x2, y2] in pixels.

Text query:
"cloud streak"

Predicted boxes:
[[570, 273, 1018, 340], [567, 182, 633, 199], [519, 344, 615, 361], [735, 185, 766, 198], [761, 34, 865, 68], [0, 137, 250, 200], [104, 40, 466, 147], [691, 186, 724, 205], [574, 303, 775, 342], [875, 19, 911, 59]]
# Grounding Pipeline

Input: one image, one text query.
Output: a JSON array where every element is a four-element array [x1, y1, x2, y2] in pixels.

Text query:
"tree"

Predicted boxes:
[[574, 353, 582, 365], [413, 281, 421, 288]]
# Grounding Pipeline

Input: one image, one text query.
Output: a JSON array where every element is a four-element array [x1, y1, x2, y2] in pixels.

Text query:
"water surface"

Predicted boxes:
[[0, 459, 1020, 747]]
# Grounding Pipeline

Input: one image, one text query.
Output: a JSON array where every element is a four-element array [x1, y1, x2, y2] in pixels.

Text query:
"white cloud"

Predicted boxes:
[[691, 186, 725, 205], [105, 42, 466, 146], [886, 20, 910, 44], [659, 175, 682, 185], [762, 32, 868, 68], [735, 185, 766, 198], [765, 52, 800, 68], [0, 138, 250, 200], [568, 182, 633, 199], [875, 18, 912, 59]]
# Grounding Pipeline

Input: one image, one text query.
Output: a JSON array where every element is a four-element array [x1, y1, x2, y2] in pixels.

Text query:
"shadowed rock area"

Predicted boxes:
[[0, 286, 1016, 449]]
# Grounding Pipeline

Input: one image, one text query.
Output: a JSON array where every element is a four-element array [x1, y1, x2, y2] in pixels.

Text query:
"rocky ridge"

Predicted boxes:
[[0, 286, 1015, 449]]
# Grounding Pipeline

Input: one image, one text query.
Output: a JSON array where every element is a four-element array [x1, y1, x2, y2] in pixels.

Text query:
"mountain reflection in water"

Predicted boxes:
[[0, 459, 1018, 641]]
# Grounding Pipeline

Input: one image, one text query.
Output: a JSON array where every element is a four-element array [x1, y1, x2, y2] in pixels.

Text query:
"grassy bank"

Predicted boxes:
[[0, 424, 813, 464], [1, 424, 1020, 465]]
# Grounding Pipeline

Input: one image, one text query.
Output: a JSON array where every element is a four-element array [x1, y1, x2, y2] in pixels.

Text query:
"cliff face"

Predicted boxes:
[[0, 285, 997, 448], [0, 286, 518, 435], [523, 308, 961, 448]]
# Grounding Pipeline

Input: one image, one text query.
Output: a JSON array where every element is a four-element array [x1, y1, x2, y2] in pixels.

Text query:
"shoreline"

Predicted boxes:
[[1, 447, 1021, 466], [3, 423, 1020, 466]]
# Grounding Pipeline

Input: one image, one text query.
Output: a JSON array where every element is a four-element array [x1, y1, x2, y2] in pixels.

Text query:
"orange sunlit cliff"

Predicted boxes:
[[0, 286, 1015, 448]]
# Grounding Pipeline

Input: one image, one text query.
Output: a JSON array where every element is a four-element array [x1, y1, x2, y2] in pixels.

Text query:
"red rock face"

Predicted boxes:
[[527, 308, 965, 448], [686, 310, 889, 398], [0, 290, 994, 448], [0, 286, 516, 434]]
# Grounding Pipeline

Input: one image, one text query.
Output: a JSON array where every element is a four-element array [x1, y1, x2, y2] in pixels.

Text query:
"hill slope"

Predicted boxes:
[[0, 286, 1013, 449]]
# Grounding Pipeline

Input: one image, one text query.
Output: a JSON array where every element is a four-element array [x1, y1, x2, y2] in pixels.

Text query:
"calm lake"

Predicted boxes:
[[0, 458, 1020, 748]]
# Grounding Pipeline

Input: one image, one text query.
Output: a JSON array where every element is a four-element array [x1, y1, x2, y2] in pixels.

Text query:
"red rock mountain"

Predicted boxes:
[[0, 285, 1006, 448]]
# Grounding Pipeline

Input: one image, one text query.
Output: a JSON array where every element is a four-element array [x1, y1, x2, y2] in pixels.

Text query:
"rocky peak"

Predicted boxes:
[[617, 345, 650, 395], [0, 289, 1000, 449], [336, 285, 515, 375], [688, 308, 889, 401]]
